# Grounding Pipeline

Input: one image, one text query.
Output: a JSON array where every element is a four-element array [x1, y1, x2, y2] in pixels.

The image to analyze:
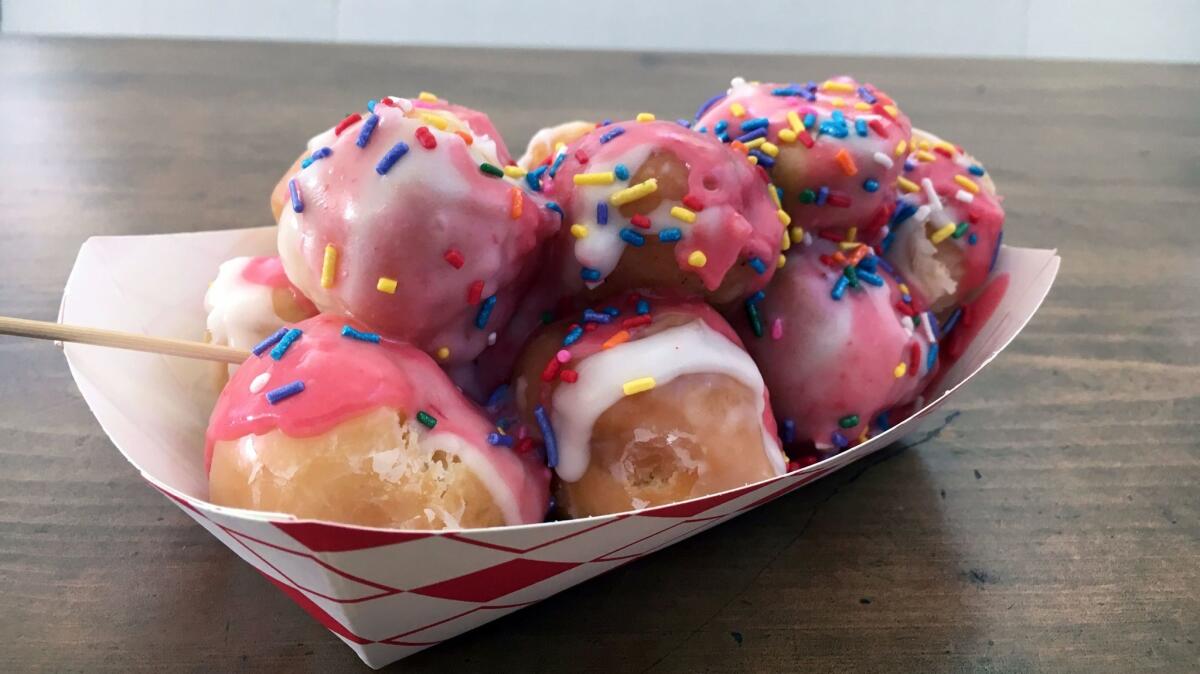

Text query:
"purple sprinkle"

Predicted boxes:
[[487, 432, 515, 448], [781, 419, 796, 444], [288, 179, 303, 213], [534, 405, 559, 468], [599, 126, 626, 144], [266, 380, 305, 405], [355, 113, 379, 148], [596, 202, 609, 225], [375, 141, 409, 175], [583, 309, 612, 324], [252, 327, 288, 357], [857, 86, 877, 104], [695, 92, 726, 120], [831, 431, 849, 449]]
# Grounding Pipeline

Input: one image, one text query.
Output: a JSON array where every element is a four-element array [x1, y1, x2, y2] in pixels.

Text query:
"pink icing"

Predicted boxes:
[[696, 76, 912, 237], [279, 102, 558, 365], [739, 239, 937, 451], [412, 99, 514, 166], [934, 273, 1010, 387], [240, 255, 318, 315], [204, 314, 551, 523], [545, 119, 782, 295]]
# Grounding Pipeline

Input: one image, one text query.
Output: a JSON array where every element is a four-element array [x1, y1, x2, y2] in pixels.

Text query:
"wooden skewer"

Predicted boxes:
[[0, 316, 250, 364]]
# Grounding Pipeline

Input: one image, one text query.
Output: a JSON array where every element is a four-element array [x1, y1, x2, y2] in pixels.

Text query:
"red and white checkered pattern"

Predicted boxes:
[[58, 229, 1059, 669]]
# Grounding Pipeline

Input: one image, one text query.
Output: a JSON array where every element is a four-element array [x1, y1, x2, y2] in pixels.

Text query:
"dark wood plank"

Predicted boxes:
[[0, 36, 1197, 672]]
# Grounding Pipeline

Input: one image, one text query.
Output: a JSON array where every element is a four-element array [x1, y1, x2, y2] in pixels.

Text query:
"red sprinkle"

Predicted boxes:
[[621, 315, 652, 329], [574, 149, 589, 164], [908, 342, 920, 376], [559, 369, 579, 383], [827, 192, 852, 208], [379, 97, 397, 107], [333, 113, 362, 136], [516, 437, 535, 454], [934, 145, 954, 158], [895, 301, 915, 317], [443, 249, 465, 269], [796, 130, 815, 148], [630, 214, 652, 229], [868, 119, 888, 137], [818, 229, 844, 243], [961, 304, 974, 328], [819, 254, 838, 268], [467, 280, 484, 305], [873, 103, 897, 122], [584, 322, 599, 332], [682, 194, 705, 211], [415, 126, 437, 149], [541, 357, 562, 382]]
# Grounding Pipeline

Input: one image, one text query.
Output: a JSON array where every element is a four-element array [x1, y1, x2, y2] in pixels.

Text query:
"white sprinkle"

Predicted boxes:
[[921, 178, 941, 211], [803, 232, 814, 246], [901, 315, 915, 336], [912, 204, 932, 224], [388, 96, 414, 112], [955, 189, 975, 203], [872, 151, 894, 169], [249, 372, 270, 394], [487, 332, 497, 346], [922, 312, 937, 344]]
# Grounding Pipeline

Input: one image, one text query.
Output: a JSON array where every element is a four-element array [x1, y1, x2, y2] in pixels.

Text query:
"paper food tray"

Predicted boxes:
[[58, 226, 1059, 668]]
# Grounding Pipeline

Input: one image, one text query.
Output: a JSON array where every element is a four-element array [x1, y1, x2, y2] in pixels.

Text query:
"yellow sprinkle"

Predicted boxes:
[[376, 277, 397, 294], [780, 230, 791, 251], [934, 141, 958, 155], [883, 104, 900, 118], [821, 79, 856, 94], [786, 110, 803, 133], [610, 178, 658, 206], [435, 346, 450, 361], [899, 283, 910, 295], [954, 174, 980, 193], [730, 102, 746, 117], [747, 154, 758, 166], [687, 250, 708, 268], [573, 171, 616, 186], [777, 253, 787, 269], [930, 222, 957, 245], [777, 209, 791, 226], [789, 226, 805, 245], [830, 97, 845, 107], [622, 377, 657, 396], [419, 112, 448, 130], [896, 176, 920, 193], [839, 241, 860, 251], [768, 183, 782, 208], [854, 101, 872, 111], [503, 165, 528, 178], [919, 139, 932, 150], [418, 91, 438, 102], [760, 141, 780, 157], [915, 150, 937, 163], [744, 137, 767, 150], [894, 362, 907, 378], [570, 224, 589, 239], [670, 206, 697, 224], [895, 140, 908, 156], [320, 244, 337, 289], [847, 226, 857, 242], [636, 112, 656, 122], [778, 128, 797, 143]]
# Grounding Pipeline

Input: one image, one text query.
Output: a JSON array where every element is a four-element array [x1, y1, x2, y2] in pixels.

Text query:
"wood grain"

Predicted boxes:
[[0, 36, 1197, 673]]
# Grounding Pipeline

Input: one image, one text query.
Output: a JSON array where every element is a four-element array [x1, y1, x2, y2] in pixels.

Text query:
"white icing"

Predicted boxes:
[[550, 320, 786, 483], [516, 120, 593, 171], [423, 431, 522, 526], [204, 257, 284, 352]]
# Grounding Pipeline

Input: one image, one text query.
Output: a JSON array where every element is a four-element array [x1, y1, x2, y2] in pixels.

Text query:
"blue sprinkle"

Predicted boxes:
[[548, 151, 567, 178], [891, 201, 918, 225], [696, 125, 708, 134], [855, 118, 868, 137], [596, 202, 609, 225], [266, 380, 305, 405], [857, 86, 877, 104], [904, 159, 917, 172], [658, 227, 682, 242], [487, 432, 515, 448], [485, 384, 509, 410], [902, 294, 912, 303], [781, 419, 796, 444], [989, 231, 1004, 271], [602, 306, 620, 316], [941, 308, 963, 338], [858, 255, 878, 273], [926, 342, 939, 372], [496, 417, 515, 431], [831, 431, 849, 449], [340, 325, 380, 343], [695, 92, 726, 120], [748, 149, 774, 168], [367, 99, 377, 112], [716, 131, 731, 143], [300, 156, 313, 169], [676, 118, 692, 128], [880, 231, 896, 253], [714, 119, 728, 134], [831, 276, 849, 300], [614, 163, 630, 180], [803, 112, 816, 129], [831, 110, 845, 124], [858, 270, 884, 286], [771, 86, 803, 97], [876, 412, 890, 431], [534, 405, 559, 469], [863, 179, 879, 193], [926, 311, 941, 339], [620, 228, 646, 246], [969, 232, 979, 245], [474, 294, 498, 329], [740, 117, 770, 132], [355, 113, 379, 148], [270, 328, 302, 360], [748, 256, 767, 275], [748, 290, 766, 304], [375, 141, 410, 175], [581, 267, 602, 282], [583, 309, 612, 324], [251, 327, 288, 357], [969, 164, 986, 176], [599, 126, 625, 144], [288, 179, 303, 213], [525, 165, 545, 192], [819, 121, 848, 138], [546, 201, 563, 218], [876, 256, 896, 275], [816, 186, 829, 206], [563, 325, 584, 346], [600, 118, 612, 127], [636, 299, 650, 315], [735, 127, 767, 144], [776, 186, 785, 203]]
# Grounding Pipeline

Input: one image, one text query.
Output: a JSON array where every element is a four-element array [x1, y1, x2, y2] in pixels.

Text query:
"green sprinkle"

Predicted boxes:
[[479, 162, 504, 178], [839, 414, 860, 428], [913, 313, 922, 328], [416, 411, 437, 429], [953, 222, 970, 239], [746, 302, 763, 338], [540, 311, 556, 325], [843, 264, 859, 287], [799, 189, 816, 204]]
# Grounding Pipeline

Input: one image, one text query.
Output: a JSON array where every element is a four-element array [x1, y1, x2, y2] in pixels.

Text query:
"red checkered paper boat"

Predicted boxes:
[[59, 227, 1058, 668]]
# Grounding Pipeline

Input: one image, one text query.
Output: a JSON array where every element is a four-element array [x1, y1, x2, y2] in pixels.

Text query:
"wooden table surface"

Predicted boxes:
[[1, 36, 1197, 673]]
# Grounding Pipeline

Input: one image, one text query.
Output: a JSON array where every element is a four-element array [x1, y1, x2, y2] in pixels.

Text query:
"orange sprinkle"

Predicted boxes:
[[455, 130, 474, 145], [846, 244, 869, 266], [832, 251, 847, 265], [729, 140, 749, 155], [834, 148, 858, 176], [509, 187, 523, 219], [602, 330, 631, 349]]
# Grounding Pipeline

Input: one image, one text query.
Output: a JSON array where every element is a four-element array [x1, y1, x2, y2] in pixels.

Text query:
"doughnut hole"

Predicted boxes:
[[270, 151, 306, 221], [617, 149, 690, 218], [768, 144, 810, 214], [208, 407, 507, 530]]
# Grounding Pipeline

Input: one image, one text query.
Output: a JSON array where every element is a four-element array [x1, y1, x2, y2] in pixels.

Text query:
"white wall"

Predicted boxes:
[[3, 0, 1198, 63]]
